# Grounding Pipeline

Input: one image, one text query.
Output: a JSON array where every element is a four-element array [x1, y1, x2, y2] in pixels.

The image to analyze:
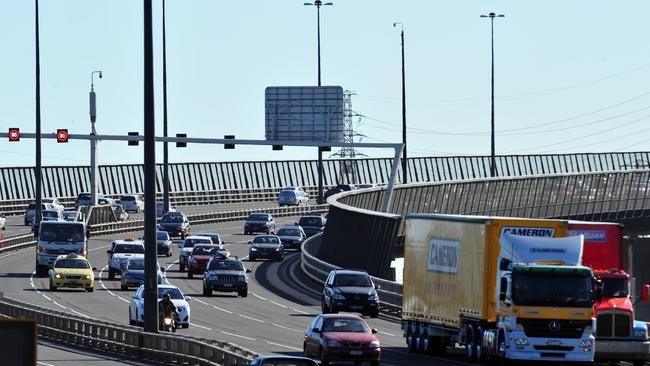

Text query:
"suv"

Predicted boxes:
[[159, 212, 190, 238], [297, 215, 326, 237], [106, 238, 145, 279], [120, 194, 145, 213], [202, 256, 251, 297], [75, 192, 105, 208], [244, 213, 275, 235], [322, 269, 380, 318]]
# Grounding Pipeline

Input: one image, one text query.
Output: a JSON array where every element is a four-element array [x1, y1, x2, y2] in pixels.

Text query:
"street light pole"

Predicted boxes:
[[480, 12, 504, 178], [394, 22, 407, 184], [89, 71, 103, 207], [162, 0, 170, 214], [304, 1, 333, 86], [35, 0, 42, 226]]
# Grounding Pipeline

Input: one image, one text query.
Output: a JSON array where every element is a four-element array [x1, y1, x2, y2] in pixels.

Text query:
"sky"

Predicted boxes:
[[2, 1, 650, 167]]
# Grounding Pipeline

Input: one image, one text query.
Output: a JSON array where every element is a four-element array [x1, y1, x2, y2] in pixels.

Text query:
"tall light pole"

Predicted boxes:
[[304, 0, 333, 204], [304, 0, 333, 87], [162, 0, 170, 214], [89, 70, 103, 207], [480, 12, 504, 178], [394, 22, 407, 184], [35, 0, 42, 226]]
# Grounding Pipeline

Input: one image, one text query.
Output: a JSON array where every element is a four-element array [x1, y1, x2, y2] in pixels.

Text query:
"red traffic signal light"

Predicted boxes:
[[8, 128, 20, 142], [56, 129, 69, 143]]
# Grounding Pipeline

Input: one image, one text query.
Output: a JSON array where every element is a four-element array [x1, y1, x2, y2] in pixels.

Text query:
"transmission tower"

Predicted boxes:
[[331, 90, 366, 183]]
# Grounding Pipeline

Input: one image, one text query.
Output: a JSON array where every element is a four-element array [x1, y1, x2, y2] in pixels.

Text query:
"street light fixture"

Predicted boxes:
[[480, 12, 504, 178], [304, 0, 333, 86], [394, 22, 407, 184], [89, 70, 103, 206]]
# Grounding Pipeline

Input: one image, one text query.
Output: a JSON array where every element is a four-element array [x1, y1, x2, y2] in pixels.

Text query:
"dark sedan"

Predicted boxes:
[[297, 215, 326, 237], [248, 235, 284, 261], [249, 355, 318, 366], [276, 225, 306, 250]]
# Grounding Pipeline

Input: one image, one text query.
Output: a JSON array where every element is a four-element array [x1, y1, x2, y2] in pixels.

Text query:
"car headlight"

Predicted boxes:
[[85, 274, 92, 280], [250, 247, 258, 251], [579, 340, 592, 348], [55, 273, 61, 279], [514, 338, 529, 346], [368, 294, 378, 301], [189, 257, 197, 264], [275, 247, 281, 251], [369, 341, 380, 348], [327, 340, 342, 347], [238, 275, 246, 282], [332, 293, 345, 300], [634, 330, 648, 338]]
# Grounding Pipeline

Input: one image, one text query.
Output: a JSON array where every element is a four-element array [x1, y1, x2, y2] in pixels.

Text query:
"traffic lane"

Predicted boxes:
[[37, 339, 155, 366], [3, 214, 31, 236]]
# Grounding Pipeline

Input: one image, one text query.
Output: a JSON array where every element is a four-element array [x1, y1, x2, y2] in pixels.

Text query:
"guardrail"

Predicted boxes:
[[0, 233, 36, 256], [300, 234, 403, 314], [0, 294, 256, 365]]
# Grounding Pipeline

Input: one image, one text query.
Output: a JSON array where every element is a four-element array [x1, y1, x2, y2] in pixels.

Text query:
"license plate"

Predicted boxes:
[[350, 350, 363, 356], [68, 279, 78, 283], [223, 283, 233, 287], [350, 305, 363, 310]]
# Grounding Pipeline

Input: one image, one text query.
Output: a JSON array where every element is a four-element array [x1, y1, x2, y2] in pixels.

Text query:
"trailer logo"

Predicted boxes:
[[501, 227, 555, 237], [548, 320, 561, 332], [427, 238, 460, 274], [530, 247, 567, 254], [569, 230, 606, 242]]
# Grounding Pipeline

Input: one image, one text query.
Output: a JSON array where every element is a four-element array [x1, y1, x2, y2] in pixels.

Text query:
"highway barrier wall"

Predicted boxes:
[[2, 152, 648, 202], [0, 295, 256, 366]]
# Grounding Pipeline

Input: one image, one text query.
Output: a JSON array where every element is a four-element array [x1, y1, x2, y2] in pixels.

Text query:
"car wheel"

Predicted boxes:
[[238, 290, 248, 298], [86, 287, 94, 293], [182, 323, 189, 329], [108, 268, 115, 280], [321, 299, 329, 314], [188, 271, 193, 279], [121, 283, 128, 291], [370, 309, 379, 318], [249, 255, 256, 261], [179, 263, 185, 272], [49, 280, 57, 291], [203, 284, 211, 297], [129, 312, 135, 325], [303, 342, 309, 357], [319, 348, 329, 366]]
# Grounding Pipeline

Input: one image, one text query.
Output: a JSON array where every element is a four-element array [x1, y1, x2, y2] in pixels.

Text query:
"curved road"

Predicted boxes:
[[0, 214, 464, 366]]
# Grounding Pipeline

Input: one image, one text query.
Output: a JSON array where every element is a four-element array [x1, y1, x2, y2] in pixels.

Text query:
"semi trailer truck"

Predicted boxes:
[[402, 214, 596, 364], [569, 221, 650, 365]]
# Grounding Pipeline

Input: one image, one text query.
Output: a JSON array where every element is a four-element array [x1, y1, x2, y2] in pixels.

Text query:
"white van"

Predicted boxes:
[[35, 221, 87, 276], [120, 194, 145, 213]]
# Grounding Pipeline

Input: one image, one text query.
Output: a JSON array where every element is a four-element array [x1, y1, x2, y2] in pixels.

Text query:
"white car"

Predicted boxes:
[[0, 214, 5, 230], [107, 239, 145, 280], [129, 284, 191, 328], [177, 236, 212, 271], [120, 194, 145, 213], [42, 198, 65, 212]]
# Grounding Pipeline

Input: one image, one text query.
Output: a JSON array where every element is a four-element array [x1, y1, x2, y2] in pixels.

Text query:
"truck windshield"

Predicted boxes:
[[601, 278, 629, 298], [512, 272, 593, 307], [39, 224, 85, 243]]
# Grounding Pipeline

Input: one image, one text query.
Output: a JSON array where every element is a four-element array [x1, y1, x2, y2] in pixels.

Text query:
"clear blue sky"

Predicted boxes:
[[2, 1, 650, 167]]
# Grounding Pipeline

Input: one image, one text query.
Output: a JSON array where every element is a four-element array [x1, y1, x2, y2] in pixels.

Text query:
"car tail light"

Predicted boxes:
[[79, 247, 87, 256], [37, 245, 45, 253]]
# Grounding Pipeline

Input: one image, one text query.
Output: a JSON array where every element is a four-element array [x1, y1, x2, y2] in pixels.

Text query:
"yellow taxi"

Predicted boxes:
[[49, 253, 95, 292]]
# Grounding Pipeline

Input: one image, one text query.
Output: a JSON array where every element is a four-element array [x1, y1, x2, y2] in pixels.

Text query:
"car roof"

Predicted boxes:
[[319, 313, 365, 320], [185, 236, 211, 240], [193, 244, 220, 248], [249, 212, 271, 216], [55, 253, 88, 261], [253, 355, 316, 361], [195, 232, 220, 236], [41, 220, 82, 225], [254, 234, 280, 238], [113, 239, 145, 245], [279, 225, 302, 230], [333, 269, 369, 276]]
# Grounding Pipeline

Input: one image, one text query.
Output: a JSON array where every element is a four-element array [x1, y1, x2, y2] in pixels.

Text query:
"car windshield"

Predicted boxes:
[[156, 232, 169, 240], [208, 260, 244, 271], [39, 224, 85, 242], [258, 360, 316, 366], [121, 196, 135, 201], [253, 236, 279, 244], [63, 212, 77, 218], [127, 260, 145, 270], [334, 274, 372, 287], [54, 259, 90, 269], [114, 244, 144, 254], [197, 233, 220, 244], [602, 278, 629, 298], [248, 214, 268, 221], [184, 238, 210, 248], [277, 228, 301, 236], [43, 199, 54, 204], [322, 318, 369, 333], [78, 193, 91, 199], [299, 217, 322, 227], [280, 191, 296, 197], [157, 288, 184, 300], [162, 215, 183, 223], [43, 211, 59, 218], [192, 246, 219, 255]]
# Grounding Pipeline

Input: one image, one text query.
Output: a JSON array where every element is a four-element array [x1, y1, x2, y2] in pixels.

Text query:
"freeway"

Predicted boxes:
[[0, 214, 461, 366], [36, 339, 155, 366]]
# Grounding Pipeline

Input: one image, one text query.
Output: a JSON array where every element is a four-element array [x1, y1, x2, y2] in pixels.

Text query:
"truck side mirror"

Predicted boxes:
[[642, 284, 650, 303]]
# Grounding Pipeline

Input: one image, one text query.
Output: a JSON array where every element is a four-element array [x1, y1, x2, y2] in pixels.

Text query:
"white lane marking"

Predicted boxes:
[[98, 266, 130, 303], [164, 260, 178, 285], [89, 244, 109, 252], [265, 341, 302, 351], [272, 323, 303, 333], [249, 291, 309, 314], [237, 314, 265, 323], [220, 331, 256, 341], [379, 331, 398, 337], [30, 271, 89, 318], [37, 361, 57, 366], [192, 298, 234, 314], [192, 323, 212, 331]]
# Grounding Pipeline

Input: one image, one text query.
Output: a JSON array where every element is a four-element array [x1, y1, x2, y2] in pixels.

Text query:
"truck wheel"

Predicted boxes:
[[465, 325, 477, 362], [407, 327, 417, 353], [497, 332, 509, 366], [633, 361, 646, 366]]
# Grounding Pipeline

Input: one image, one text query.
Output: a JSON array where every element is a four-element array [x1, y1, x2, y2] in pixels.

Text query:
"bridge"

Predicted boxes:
[[1, 152, 650, 365]]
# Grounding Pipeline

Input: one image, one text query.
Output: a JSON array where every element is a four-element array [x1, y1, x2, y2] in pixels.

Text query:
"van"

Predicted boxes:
[[35, 221, 87, 276], [120, 194, 145, 213]]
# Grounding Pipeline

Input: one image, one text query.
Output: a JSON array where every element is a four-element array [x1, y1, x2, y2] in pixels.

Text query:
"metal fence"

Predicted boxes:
[[2, 152, 649, 201], [0, 295, 256, 365]]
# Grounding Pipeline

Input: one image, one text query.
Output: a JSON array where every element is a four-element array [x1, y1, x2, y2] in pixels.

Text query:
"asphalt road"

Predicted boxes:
[[0, 214, 462, 366], [36, 339, 155, 366]]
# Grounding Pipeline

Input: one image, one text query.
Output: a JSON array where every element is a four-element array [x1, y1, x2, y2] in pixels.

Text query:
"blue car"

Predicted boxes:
[[120, 258, 164, 290]]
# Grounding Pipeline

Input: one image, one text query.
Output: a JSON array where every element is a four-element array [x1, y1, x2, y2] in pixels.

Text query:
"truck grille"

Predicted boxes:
[[596, 312, 631, 338], [518, 318, 590, 339]]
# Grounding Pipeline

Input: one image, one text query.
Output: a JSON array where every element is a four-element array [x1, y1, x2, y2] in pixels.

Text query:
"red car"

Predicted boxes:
[[303, 314, 380, 366], [187, 244, 227, 279]]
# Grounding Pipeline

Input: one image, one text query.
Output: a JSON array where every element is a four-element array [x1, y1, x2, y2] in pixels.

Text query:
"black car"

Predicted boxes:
[[297, 215, 326, 237], [322, 269, 379, 318], [202, 256, 251, 297], [244, 213, 276, 235], [323, 184, 357, 201], [158, 212, 190, 238], [248, 235, 284, 261], [249, 355, 318, 366], [276, 225, 306, 250], [156, 230, 173, 256]]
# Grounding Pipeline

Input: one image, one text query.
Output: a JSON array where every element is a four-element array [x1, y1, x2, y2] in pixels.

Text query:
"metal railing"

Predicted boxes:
[[0, 295, 256, 365]]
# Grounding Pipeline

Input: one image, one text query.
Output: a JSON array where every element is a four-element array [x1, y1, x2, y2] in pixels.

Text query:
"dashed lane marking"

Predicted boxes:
[[272, 323, 303, 333], [98, 266, 130, 303], [29, 271, 89, 318], [264, 341, 302, 351], [237, 314, 265, 323], [192, 323, 213, 331], [220, 331, 256, 341]]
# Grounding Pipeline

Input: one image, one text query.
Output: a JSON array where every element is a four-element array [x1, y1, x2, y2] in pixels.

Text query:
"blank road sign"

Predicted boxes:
[[8, 128, 20, 141]]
